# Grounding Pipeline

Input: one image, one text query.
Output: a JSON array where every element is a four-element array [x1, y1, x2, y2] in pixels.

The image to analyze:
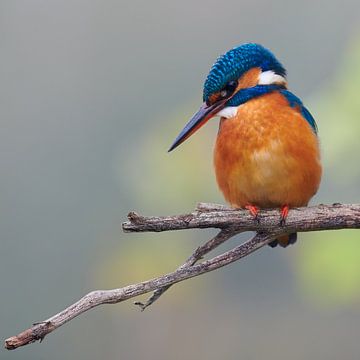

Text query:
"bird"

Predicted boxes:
[[168, 43, 322, 247]]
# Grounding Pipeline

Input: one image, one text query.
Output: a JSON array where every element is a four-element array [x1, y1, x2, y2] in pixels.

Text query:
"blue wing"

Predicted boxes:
[[280, 90, 318, 134]]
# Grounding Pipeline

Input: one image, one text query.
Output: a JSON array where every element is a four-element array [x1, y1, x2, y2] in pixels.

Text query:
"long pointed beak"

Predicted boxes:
[[168, 100, 226, 152]]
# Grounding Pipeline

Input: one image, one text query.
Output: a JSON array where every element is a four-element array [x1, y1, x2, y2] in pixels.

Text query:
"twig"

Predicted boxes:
[[5, 231, 275, 350], [5, 203, 360, 350], [134, 227, 241, 311]]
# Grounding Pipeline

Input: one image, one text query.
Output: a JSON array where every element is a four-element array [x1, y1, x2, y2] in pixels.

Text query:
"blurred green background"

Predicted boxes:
[[1, 1, 360, 359]]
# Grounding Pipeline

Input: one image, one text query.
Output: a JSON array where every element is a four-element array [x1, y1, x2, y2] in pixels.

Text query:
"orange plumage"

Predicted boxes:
[[214, 91, 322, 209]]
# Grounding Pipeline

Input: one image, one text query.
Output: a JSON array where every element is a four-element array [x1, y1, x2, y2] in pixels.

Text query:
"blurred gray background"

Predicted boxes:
[[1, 0, 360, 359]]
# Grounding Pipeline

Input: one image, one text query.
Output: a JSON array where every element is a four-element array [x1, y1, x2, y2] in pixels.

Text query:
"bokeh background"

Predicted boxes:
[[1, 1, 360, 359]]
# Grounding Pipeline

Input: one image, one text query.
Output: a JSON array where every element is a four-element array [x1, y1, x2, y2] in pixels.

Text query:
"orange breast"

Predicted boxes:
[[214, 92, 322, 208]]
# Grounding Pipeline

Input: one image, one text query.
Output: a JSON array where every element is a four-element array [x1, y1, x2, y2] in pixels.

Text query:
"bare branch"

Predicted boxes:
[[130, 203, 360, 310], [134, 227, 241, 311], [5, 203, 360, 350], [123, 203, 360, 233], [5, 231, 274, 350]]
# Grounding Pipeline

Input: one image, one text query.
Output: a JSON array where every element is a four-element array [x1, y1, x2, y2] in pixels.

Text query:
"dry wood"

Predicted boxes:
[[5, 203, 360, 350]]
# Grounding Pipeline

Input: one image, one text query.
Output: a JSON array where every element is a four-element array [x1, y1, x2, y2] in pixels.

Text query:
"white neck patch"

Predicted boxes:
[[258, 70, 287, 85], [213, 70, 286, 119], [215, 106, 239, 119]]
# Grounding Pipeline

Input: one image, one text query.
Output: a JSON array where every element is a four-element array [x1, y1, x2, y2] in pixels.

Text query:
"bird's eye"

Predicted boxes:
[[220, 80, 238, 98]]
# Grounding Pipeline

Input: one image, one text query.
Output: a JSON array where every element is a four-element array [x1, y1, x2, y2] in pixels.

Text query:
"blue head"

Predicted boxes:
[[169, 43, 287, 151], [203, 43, 286, 103]]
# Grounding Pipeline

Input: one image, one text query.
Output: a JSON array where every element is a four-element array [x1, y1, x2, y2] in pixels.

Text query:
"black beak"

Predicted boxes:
[[168, 100, 227, 152]]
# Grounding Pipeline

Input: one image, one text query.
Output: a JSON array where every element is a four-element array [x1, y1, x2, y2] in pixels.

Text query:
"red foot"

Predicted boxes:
[[245, 204, 260, 221], [280, 205, 289, 226]]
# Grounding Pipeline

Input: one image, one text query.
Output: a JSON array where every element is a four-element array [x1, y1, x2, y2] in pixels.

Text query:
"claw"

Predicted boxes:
[[245, 204, 260, 222], [280, 204, 289, 226]]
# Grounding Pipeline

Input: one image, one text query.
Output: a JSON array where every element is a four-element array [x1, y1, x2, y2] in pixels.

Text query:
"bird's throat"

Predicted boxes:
[[215, 106, 239, 119]]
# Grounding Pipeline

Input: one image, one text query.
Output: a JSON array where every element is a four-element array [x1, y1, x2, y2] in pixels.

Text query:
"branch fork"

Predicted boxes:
[[5, 203, 360, 350]]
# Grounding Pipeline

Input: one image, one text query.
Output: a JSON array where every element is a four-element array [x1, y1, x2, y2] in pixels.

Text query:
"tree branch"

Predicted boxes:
[[134, 227, 241, 311], [5, 203, 360, 350], [123, 203, 360, 233]]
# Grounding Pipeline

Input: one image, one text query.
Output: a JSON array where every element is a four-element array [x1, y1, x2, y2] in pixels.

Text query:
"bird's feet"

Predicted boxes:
[[245, 204, 260, 223], [280, 204, 289, 226]]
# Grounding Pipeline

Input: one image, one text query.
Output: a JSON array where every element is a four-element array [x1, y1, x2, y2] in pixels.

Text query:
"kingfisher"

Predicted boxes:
[[169, 43, 322, 247]]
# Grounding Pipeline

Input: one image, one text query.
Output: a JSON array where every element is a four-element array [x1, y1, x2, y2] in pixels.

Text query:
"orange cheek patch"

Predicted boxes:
[[236, 67, 262, 90]]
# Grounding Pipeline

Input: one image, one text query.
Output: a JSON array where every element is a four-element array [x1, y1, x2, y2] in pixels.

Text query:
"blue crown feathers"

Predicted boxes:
[[203, 43, 286, 102]]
